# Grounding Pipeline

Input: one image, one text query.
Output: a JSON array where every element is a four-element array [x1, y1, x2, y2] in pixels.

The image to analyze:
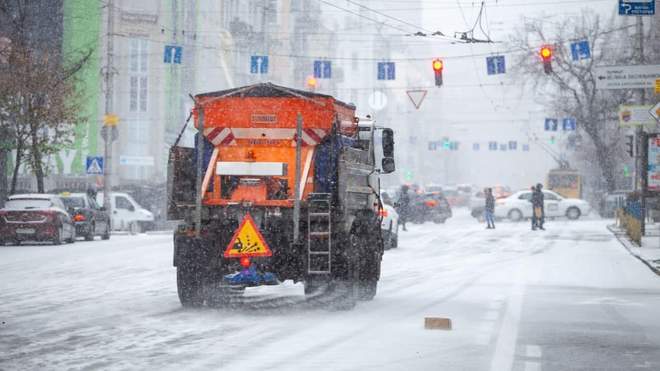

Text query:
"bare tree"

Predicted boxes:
[[0, 1, 92, 193], [509, 10, 657, 192]]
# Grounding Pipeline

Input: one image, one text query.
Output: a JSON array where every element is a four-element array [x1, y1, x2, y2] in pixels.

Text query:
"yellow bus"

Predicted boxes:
[[547, 168, 582, 199]]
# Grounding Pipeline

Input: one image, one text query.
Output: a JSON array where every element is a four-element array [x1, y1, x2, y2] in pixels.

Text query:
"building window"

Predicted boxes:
[[128, 38, 148, 112], [488, 141, 498, 151]]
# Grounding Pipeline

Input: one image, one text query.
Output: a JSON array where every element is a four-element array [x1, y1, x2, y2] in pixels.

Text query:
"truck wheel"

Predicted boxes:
[[101, 223, 110, 240], [177, 267, 204, 307]]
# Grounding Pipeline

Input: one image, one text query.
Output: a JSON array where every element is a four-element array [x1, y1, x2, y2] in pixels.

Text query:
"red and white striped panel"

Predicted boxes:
[[204, 127, 236, 146], [292, 128, 327, 146]]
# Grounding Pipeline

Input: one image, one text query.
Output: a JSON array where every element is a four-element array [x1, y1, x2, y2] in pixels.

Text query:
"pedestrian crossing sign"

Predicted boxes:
[[86, 156, 104, 175], [224, 213, 272, 258]]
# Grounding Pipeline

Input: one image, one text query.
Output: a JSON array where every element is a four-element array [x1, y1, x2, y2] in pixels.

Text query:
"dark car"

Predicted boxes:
[[59, 192, 111, 241], [410, 192, 452, 224], [0, 194, 76, 245]]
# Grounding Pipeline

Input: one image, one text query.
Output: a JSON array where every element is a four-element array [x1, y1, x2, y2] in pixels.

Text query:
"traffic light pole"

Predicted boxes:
[[102, 0, 115, 220]]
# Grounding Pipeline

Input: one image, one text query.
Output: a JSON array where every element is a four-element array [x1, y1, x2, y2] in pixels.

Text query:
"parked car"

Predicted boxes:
[[96, 192, 155, 233], [494, 189, 591, 221], [0, 194, 76, 245], [410, 192, 452, 224], [380, 203, 399, 249], [60, 192, 111, 241]]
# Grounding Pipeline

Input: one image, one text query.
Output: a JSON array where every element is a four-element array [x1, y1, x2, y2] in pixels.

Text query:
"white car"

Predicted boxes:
[[96, 192, 155, 233], [494, 190, 591, 221], [380, 203, 399, 249]]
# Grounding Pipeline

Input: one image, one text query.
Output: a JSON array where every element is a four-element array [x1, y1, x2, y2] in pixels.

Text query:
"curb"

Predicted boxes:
[[607, 224, 660, 276]]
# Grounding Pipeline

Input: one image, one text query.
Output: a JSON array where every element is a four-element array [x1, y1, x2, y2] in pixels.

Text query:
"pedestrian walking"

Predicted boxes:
[[531, 183, 545, 230], [484, 188, 495, 229], [396, 185, 411, 231]]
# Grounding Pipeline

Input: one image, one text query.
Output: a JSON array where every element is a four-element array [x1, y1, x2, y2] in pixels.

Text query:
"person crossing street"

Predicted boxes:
[[531, 183, 545, 230], [484, 188, 495, 229]]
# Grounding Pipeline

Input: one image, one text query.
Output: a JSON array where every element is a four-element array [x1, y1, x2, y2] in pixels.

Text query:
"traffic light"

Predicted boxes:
[[432, 58, 443, 86], [540, 46, 552, 74], [625, 135, 634, 157], [306, 75, 317, 90]]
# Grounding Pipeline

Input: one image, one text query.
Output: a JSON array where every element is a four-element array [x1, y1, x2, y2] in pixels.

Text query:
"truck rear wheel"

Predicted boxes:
[[177, 267, 204, 307]]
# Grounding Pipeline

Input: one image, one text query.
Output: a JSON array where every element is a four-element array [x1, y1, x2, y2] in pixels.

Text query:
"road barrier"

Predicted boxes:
[[617, 200, 643, 245]]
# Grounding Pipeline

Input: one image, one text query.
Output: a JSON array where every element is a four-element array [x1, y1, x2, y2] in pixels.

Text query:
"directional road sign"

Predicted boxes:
[[368, 90, 388, 111], [313, 60, 331, 79], [377, 62, 396, 80], [570, 40, 590, 61], [618, 0, 655, 15], [594, 64, 660, 90], [163, 45, 182, 64], [486, 56, 506, 75], [86, 156, 104, 175], [250, 55, 269, 74], [618, 105, 655, 127]]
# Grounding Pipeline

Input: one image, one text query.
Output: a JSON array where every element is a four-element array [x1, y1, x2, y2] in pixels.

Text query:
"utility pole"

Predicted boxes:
[[635, 14, 646, 235], [102, 0, 116, 220]]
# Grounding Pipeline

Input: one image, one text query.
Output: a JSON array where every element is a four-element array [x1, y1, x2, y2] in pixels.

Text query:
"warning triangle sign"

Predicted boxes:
[[406, 89, 428, 110], [224, 213, 273, 258]]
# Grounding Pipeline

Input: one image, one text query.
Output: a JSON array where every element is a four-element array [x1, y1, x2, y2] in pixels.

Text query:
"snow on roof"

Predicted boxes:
[[8, 193, 56, 200]]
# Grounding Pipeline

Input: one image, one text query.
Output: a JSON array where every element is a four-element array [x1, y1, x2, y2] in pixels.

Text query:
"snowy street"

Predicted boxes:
[[2, 210, 660, 371]]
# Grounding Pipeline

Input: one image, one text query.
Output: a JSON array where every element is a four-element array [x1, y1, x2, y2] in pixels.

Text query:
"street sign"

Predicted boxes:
[[508, 141, 517, 150], [618, 0, 655, 15], [368, 90, 388, 111], [377, 62, 395, 80], [488, 141, 498, 151], [406, 89, 428, 109], [486, 56, 506, 75], [86, 156, 104, 175], [313, 60, 331, 79], [100, 125, 118, 142], [544, 118, 559, 131], [250, 55, 269, 74], [618, 105, 655, 127], [119, 155, 155, 166], [649, 102, 660, 123], [224, 213, 272, 258], [103, 114, 119, 126], [522, 144, 530, 152], [594, 64, 660, 90], [562, 118, 577, 131], [163, 45, 182, 64], [473, 143, 480, 151], [570, 40, 590, 61], [648, 136, 660, 192]]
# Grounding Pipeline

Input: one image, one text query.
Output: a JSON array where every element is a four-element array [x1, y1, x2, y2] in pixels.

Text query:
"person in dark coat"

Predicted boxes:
[[396, 185, 411, 231], [531, 183, 545, 230], [484, 188, 495, 229]]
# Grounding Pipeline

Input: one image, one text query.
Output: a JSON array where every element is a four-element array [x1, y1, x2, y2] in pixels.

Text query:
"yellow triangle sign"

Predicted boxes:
[[224, 213, 272, 258]]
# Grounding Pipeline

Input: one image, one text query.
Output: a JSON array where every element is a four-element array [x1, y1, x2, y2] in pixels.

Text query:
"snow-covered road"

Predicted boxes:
[[2, 210, 660, 370]]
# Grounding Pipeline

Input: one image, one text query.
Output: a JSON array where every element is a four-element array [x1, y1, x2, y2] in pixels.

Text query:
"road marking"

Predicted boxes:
[[489, 264, 525, 371], [526, 344, 542, 358], [524, 361, 541, 371]]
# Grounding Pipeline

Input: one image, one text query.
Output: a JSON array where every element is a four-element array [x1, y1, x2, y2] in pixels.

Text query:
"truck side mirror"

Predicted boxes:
[[381, 157, 395, 174], [382, 128, 394, 158]]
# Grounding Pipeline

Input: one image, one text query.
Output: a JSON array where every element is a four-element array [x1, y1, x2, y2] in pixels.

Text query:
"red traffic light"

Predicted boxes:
[[540, 46, 552, 61], [432, 59, 444, 71]]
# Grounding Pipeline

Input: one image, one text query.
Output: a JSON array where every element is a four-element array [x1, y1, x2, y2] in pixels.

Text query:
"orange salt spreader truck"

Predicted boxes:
[[167, 83, 395, 309]]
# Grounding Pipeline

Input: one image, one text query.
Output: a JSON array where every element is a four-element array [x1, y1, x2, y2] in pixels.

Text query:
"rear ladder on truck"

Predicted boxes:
[[307, 193, 332, 275]]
